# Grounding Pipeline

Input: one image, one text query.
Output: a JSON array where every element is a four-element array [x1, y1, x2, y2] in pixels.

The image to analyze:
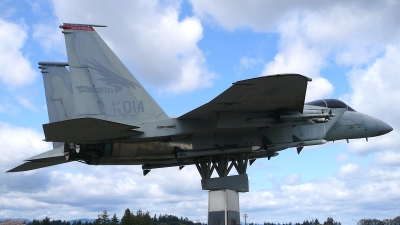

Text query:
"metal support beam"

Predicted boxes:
[[196, 156, 215, 179], [196, 153, 250, 192], [195, 154, 251, 178]]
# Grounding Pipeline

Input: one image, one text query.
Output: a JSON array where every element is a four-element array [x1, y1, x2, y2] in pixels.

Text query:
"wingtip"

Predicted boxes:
[[6, 167, 22, 173], [6, 165, 27, 173]]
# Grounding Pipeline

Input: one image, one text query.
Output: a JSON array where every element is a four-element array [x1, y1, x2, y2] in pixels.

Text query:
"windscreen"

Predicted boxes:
[[305, 99, 356, 111]]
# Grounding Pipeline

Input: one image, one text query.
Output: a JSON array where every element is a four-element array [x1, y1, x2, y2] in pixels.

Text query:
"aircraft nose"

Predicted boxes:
[[376, 120, 393, 136], [362, 114, 393, 137]]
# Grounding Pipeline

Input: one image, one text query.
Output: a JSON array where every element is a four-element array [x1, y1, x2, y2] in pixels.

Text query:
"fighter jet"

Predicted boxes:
[[8, 24, 393, 183]]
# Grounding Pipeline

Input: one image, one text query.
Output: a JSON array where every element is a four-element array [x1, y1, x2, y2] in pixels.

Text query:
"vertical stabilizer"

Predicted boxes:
[[39, 62, 75, 148], [60, 23, 169, 125]]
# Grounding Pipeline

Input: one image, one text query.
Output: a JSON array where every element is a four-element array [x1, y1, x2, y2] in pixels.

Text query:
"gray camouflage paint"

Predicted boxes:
[[9, 24, 393, 173]]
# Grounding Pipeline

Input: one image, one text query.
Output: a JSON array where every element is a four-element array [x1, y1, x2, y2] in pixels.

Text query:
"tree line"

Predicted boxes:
[[260, 217, 340, 225], [25, 209, 201, 225], [260, 216, 400, 225], [20, 210, 400, 225], [357, 216, 400, 225]]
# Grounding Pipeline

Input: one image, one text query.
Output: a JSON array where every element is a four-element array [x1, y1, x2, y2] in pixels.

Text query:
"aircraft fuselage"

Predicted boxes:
[[72, 102, 392, 168]]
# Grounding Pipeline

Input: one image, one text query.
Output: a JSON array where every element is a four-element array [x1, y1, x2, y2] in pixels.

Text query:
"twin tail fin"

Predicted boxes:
[[59, 23, 169, 125]]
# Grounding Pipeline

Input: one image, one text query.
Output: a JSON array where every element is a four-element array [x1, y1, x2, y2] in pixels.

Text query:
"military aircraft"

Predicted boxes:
[[8, 24, 393, 186]]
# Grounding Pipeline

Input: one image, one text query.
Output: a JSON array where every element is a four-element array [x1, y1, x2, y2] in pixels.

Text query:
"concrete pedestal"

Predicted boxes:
[[208, 189, 240, 225]]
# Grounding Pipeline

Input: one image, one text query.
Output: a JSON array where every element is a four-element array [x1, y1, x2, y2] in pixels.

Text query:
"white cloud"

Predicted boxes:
[[374, 150, 400, 166], [335, 153, 349, 163], [191, 0, 400, 102], [284, 174, 301, 185], [190, 1, 400, 43], [0, 97, 19, 115], [347, 132, 399, 155], [262, 40, 325, 77], [0, 19, 37, 87], [240, 57, 263, 70], [190, 0, 317, 32], [33, 22, 64, 54], [338, 163, 359, 176], [48, 0, 215, 94], [344, 45, 400, 154], [16, 95, 39, 112], [261, 18, 334, 101], [347, 45, 400, 121], [305, 77, 333, 102], [235, 56, 264, 77], [0, 122, 50, 170], [1, 164, 206, 220], [27, 1, 42, 13], [241, 162, 400, 224]]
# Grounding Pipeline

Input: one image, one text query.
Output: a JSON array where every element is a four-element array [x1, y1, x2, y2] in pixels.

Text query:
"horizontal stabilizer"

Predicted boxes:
[[38, 61, 69, 67], [43, 118, 143, 142], [26, 146, 65, 162], [7, 160, 68, 172]]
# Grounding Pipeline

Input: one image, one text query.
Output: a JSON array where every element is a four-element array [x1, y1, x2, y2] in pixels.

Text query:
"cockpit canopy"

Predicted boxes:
[[305, 99, 356, 111]]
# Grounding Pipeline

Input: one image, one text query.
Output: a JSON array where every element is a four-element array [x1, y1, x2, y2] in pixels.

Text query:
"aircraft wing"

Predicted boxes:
[[179, 74, 311, 119]]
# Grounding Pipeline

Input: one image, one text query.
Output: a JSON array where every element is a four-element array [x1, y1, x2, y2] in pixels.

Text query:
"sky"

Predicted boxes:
[[0, 0, 400, 224]]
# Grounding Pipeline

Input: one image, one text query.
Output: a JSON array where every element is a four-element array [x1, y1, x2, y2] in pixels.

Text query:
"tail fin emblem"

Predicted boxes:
[[87, 59, 141, 93]]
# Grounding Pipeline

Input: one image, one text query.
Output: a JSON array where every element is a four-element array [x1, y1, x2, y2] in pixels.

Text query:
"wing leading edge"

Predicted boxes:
[[179, 74, 311, 119]]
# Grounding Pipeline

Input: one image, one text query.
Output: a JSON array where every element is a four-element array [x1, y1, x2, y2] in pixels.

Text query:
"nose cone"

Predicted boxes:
[[363, 114, 393, 137], [376, 120, 393, 136]]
